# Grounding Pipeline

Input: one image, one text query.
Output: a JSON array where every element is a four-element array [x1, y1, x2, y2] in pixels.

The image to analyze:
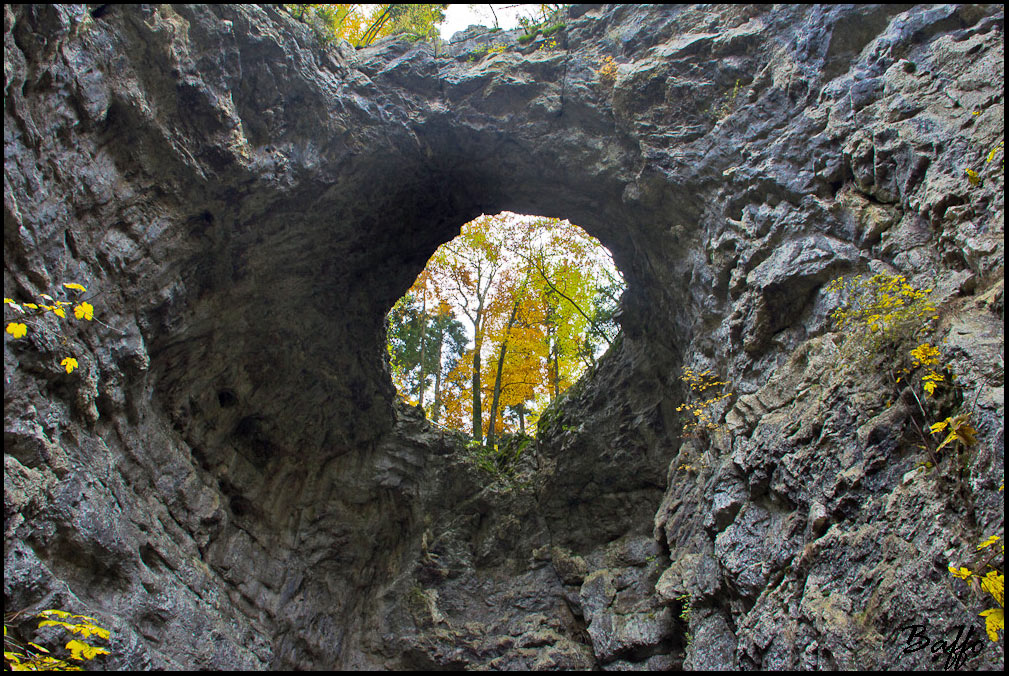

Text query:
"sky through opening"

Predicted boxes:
[[386, 212, 624, 442]]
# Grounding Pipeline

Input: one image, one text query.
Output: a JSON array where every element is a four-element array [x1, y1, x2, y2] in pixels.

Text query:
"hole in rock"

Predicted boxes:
[[234, 414, 262, 438], [385, 212, 624, 443], [139, 543, 166, 571], [217, 389, 238, 408], [229, 495, 254, 518]]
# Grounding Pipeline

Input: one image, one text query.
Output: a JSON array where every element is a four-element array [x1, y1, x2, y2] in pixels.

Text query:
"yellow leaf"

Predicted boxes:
[[73, 302, 94, 321], [929, 420, 948, 434], [64, 640, 86, 661], [949, 566, 973, 580], [934, 414, 976, 451], [979, 608, 1003, 642], [38, 620, 73, 631], [977, 535, 1001, 551], [988, 142, 1003, 163], [910, 343, 940, 367], [965, 168, 980, 186], [936, 431, 958, 452], [954, 423, 977, 447], [60, 357, 79, 374], [980, 571, 1004, 607], [63, 283, 88, 293], [65, 639, 109, 661], [6, 322, 28, 339], [39, 610, 72, 619], [53, 307, 66, 319], [66, 623, 110, 640], [69, 614, 101, 625]]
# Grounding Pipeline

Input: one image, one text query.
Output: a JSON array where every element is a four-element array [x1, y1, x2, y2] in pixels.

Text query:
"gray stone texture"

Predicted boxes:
[[4, 3, 1004, 670]]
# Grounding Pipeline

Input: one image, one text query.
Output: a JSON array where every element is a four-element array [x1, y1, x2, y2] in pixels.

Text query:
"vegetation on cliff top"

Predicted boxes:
[[386, 213, 622, 446], [281, 4, 449, 46]]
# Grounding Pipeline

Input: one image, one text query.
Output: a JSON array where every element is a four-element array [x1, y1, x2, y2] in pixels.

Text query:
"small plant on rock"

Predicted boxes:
[[676, 593, 694, 646], [828, 274, 986, 465], [463, 433, 531, 485], [709, 79, 742, 120], [675, 367, 732, 438], [4, 609, 112, 670], [949, 527, 1004, 643], [825, 273, 938, 372], [4, 283, 99, 375], [516, 4, 566, 45], [965, 137, 1004, 186], [828, 272, 1002, 643], [596, 55, 618, 84]]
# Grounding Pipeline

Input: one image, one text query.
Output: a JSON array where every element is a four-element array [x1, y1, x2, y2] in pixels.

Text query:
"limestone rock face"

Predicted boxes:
[[3, 3, 1004, 670]]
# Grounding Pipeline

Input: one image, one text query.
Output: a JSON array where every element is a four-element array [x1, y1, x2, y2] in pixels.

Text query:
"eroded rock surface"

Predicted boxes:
[[4, 3, 1004, 670]]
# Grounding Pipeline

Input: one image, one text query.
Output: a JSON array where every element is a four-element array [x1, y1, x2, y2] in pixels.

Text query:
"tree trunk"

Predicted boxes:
[[417, 289, 427, 409], [486, 340, 508, 448], [432, 330, 443, 423], [546, 315, 560, 400], [552, 344, 560, 399], [359, 5, 394, 46], [470, 298, 487, 443], [487, 302, 519, 447], [471, 347, 482, 442]]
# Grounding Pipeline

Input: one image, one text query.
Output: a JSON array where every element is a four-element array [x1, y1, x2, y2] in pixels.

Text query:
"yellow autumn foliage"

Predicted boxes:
[[4, 610, 112, 670], [930, 413, 978, 453], [676, 367, 732, 437], [948, 565, 1004, 643], [3, 283, 96, 375], [73, 302, 93, 321], [826, 272, 937, 371]]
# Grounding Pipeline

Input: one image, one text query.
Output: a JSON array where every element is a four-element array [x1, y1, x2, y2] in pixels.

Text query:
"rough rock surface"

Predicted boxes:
[[3, 3, 1004, 670]]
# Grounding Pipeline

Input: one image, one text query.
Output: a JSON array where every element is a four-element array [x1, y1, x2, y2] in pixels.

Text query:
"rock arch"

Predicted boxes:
[[4, 3, 1004, 671]]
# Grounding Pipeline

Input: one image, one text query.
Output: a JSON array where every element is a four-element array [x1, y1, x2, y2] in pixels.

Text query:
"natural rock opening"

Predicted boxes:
[[385, 211, 625, 440], [5, 3, 1003, 672]]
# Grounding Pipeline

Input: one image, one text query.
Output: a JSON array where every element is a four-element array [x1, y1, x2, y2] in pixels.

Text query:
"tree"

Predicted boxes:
[[369, 4, 448, 44], [386, 213, 624, 442], [483, 263, 537, 447], [282, 4, 448, 46], [519, 217, 620, 377], [428, 308, 469, 421], [387, 282, 467, 416], [426, 215, 516, 440]]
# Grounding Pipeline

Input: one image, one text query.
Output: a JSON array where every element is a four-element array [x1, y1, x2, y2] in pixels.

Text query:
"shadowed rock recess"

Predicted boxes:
[[3, 3, 1004, 670]]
